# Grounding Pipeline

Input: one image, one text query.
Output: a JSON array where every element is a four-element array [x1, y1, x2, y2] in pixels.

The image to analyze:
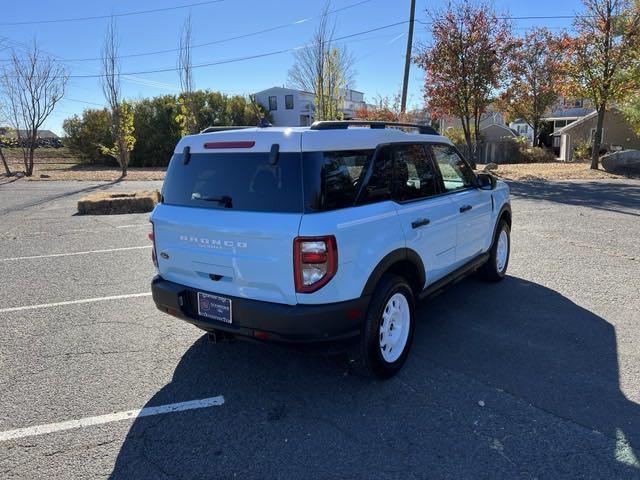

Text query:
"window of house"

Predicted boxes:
[[430, 144, 474, 192], [392, 144, 440, 202], [285, 95, 294, 110], [268, 96, 277, 111]]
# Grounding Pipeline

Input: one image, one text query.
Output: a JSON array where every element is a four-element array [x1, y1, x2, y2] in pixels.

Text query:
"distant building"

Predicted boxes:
[[0, 127, 59, 139], [253, 86, 367, 126], [508, 119, 534, 143], [480, 123, 517, 142], [439, 111, 506, 131], [552, 107, 640, 161]]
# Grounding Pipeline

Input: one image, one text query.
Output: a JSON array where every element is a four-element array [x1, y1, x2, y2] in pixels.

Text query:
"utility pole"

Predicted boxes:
[[400, 0, 416, 113]]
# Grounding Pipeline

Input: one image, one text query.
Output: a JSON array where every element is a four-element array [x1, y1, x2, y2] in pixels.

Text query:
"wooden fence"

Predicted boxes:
[[456, 141, 522, 165]]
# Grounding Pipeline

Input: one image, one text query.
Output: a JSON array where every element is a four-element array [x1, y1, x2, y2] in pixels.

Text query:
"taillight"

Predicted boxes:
[[294, 236, 337, 293], [149, 224, 158, 267]]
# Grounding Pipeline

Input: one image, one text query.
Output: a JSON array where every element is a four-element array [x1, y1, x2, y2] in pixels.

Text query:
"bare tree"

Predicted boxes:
[[0, 135, 11, 176], [288, 2, 355, 121], [100, 18, 135, 177], [0, 42, 67, 177], [177, 13, 198, 135], [0, 121, 13, 176]]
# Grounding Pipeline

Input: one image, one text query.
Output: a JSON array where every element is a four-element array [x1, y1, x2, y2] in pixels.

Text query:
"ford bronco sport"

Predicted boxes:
[[150, 121, 511, 378]]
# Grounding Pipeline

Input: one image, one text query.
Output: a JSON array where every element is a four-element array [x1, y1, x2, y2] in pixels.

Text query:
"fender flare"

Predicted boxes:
[[492, 203, 512, 241], [361, 248, 426, 297]]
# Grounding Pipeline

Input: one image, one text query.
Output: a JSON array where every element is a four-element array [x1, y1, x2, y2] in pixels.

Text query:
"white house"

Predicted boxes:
[[509, 119, 534, 143], [338, 88, 366, 119], [253, 86, 367, 127], [253, 87, 315, 127]]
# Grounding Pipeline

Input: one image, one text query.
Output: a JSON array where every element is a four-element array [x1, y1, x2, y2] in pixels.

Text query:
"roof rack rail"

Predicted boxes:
[[309, 120, 438, 135], [200, 126, 253, 134]]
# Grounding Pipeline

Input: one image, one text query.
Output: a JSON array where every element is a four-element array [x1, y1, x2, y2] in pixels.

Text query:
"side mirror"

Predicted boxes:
[[476, 172, 496, 190]]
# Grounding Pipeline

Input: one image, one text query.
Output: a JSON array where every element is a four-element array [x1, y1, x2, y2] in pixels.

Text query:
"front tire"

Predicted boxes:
[[355, 274, 415, 379], [479, 220, 510, 282]]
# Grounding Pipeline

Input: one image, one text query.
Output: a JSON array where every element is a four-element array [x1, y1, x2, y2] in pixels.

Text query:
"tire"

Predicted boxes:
[[353, 274, 415, 379], [478, 220, 510, 282]]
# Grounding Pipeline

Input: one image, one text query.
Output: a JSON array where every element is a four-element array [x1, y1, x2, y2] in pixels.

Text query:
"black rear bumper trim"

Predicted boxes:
[[151, 276, 369, 343]]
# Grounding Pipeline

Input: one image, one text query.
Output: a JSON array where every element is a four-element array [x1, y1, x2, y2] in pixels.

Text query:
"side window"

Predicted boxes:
[[358, 146, 392, 205], [320, 150, 372, 210], [431, 144, 474, 192], [392, 144, 440, 202], [285, 95, 294, 110], [268, 96, 277, 111]]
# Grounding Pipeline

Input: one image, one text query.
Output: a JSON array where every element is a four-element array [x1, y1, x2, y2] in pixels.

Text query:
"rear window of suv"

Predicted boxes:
[[162, 152, 304, 213]]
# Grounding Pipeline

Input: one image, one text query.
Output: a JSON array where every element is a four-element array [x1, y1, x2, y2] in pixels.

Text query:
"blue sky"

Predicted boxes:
[[1, 0, 585, 134]]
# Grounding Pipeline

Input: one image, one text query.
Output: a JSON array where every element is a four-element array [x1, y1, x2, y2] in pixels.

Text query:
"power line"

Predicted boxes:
[[0, 0, 226, 26], [50, 0, 373, 63], [64, 20, 410, 79], [64, 98, 107, 107]]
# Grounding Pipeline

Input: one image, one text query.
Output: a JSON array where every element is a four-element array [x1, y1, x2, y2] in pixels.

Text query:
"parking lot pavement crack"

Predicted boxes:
[[412, 352, 625, 445]]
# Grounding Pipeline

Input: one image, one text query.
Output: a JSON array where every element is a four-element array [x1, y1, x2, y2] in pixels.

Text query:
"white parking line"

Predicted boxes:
[[0, 293, 152, 314], [0, 396, 225, 442], [0, 245, 151, 262], [115, 224, 149, 229]]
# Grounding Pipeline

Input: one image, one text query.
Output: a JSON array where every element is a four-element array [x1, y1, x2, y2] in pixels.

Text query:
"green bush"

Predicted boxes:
[[573, 141, 591, 161], [519, 146, 556, 163], [131, 95, 182, 167], [62, 109, 115, 164], [62, 91, 263, 168]]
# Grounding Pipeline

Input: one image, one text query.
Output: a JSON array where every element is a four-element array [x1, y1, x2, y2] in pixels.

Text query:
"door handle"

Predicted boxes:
[[411, 218, 430, 229], [459, 204, 473, 213]]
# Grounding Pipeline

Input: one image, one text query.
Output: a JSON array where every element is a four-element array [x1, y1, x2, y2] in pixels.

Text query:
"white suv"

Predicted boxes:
[[150, 121, 511, 378]]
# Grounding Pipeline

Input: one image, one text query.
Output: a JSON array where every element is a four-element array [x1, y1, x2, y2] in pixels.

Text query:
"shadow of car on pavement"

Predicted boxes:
[[509, 180, 640, 217], [110, 275, 640, 479]]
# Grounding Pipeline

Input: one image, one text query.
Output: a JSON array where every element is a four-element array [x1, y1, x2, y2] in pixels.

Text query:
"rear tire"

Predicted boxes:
[[479, 220, 510, 282], [353, 274, 415, 379]]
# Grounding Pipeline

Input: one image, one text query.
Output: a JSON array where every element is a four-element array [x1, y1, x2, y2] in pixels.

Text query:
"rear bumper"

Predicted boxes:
[[151, 276, 369, 343]]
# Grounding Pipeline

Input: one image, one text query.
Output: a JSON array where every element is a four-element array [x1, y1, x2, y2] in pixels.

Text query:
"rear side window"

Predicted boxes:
[[162, 152, 303, 213], [392, 144, 440, 202], [302, 150, 374, 211], [357, 146, 393, 205]]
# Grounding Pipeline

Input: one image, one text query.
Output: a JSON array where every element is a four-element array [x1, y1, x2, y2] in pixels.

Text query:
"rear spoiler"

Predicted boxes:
[[200, 126, 253, 134]]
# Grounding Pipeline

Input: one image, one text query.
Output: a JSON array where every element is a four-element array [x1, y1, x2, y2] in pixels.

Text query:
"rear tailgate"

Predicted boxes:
[[152, 136, 303, 305], [153, 206, 301, 305]]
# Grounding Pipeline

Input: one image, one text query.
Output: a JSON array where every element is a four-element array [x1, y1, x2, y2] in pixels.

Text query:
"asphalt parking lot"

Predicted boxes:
[[0, 178, 639, 479]]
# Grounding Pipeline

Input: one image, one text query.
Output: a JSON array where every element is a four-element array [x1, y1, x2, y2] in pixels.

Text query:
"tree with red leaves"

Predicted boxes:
[[561, 0, 640, 169], [501, 28, 564, 147], [354, 93, 429, 124], [354, 95, 401, 122], [414, 1, 511, 166]]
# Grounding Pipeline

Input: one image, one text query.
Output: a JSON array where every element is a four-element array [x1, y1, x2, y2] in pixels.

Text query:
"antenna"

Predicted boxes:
[[249, 94, 272, 128]]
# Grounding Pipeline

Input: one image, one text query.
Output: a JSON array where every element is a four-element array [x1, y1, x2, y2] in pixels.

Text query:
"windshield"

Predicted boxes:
[[162, 152, 304, 213]]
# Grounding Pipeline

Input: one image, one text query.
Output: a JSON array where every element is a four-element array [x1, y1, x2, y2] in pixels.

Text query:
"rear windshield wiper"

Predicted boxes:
[[192, 193, 233, 208]]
